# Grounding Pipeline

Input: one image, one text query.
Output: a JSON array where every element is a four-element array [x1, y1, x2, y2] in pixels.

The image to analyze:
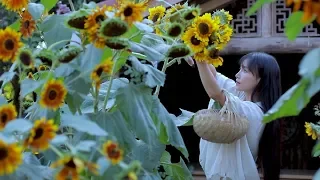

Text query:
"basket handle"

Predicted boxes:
[[219, 89, 236, 113]]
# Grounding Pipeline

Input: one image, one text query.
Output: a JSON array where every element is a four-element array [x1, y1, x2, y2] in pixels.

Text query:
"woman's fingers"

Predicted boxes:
[[185, 56, 195, 66]]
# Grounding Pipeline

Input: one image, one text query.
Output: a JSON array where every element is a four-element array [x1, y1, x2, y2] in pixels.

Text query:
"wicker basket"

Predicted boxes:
[[193, 91, 249, 143]]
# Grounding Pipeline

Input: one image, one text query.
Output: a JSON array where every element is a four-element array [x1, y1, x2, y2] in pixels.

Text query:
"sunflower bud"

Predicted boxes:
[[105, 38, 129, 50], [206, 45, 219, 59], [166, 44, 191, 59], [183, 7, 200, 21], [18, 49, 33, 67], [100, 18, 128, 37], [58, 46, 82, 63], [66, 9, 90, 30], [167, 23, 184, 38], [36, 49, 55, 66]]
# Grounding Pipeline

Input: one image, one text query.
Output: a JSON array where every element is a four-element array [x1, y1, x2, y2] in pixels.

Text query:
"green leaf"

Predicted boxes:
[[41, 0, 58, 11], [312, 141, 320, 157], [285, 11, 315, 41], [40, 14, 73, 49], [140, 173, 162, 180], [176, 109, 194, 126], [128, 56, 166, 88], [246, 0, 275, 16], [21, 79, 44, 97], [91, 110, 136, 150], [123, 25, 142, 43], [9, 20, 21, 31], [298, 48, 320, 78], [152, 98, 188, 158], [64, 71, 91, 114], [160, 151, 193, 180], [129, 42, 165, 62], [28, 3, 45, 20], [140, 34, 170, 55], [60, 114, 108, 136], [0, 72, 16, 88], [313, 169, 320, 180], [97, 157, 111, 175], [0, 96, 7, 105], [3, 119, 33, 134], [51, 134, 68, 145], [134, 22, 154, 33], [131, 140, 165, 172], [115, 84, 158, 144], [75, 140, 96, 152]]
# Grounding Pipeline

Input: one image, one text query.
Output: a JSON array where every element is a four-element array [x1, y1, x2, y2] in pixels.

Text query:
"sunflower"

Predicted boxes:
[[0, 140, 23, 175], [20, 10, 36, 38], [193, 51, 207, 62], [51, 156, 84, 180], [305, 122, 318, 140], [116, 0, 147, 25], [192, 13, 219, 42], [84, 6, 108, 34], [166, 44, 191, 59], [0, 0, 28, 12], [87, 26, 107, 49], [204, 47, 223, 67], [0, 28, 23, 62], [24, 118, 58, 151], [91, 58, 114, 89], [18, 48, 34, 68], [286, 0, 320, 23], [0, 104, 17, 130], [127, 172, 138, 180], [286, 0, 302, 11], [148, 5, 166, 23], [182, 27, 207, 53], [102, 140, 123, 165], [39, 79, 67, 110], [221, 9, 233, 22], [165, 4, 185, 22]]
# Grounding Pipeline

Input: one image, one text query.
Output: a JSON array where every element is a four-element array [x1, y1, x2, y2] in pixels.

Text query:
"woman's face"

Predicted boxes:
[[235, 59, 260, 93]]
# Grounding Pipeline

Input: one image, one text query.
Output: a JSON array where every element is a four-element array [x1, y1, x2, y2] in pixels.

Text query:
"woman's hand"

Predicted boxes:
[[185, 56, 195, 66]]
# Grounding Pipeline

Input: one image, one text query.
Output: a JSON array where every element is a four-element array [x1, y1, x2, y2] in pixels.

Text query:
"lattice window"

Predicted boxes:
[[272, 0, 320, 37], [224, 0, 262, 37]]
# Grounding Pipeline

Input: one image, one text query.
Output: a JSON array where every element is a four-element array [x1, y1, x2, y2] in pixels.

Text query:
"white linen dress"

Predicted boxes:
[[199, 73, 265, 180]]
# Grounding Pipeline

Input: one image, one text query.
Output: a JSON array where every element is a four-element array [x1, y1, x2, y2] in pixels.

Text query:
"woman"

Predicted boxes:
[[187, 52, 281, 180]]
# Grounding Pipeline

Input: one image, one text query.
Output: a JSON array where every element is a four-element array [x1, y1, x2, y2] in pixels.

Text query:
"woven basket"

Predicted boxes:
[[193, 91, 249, 143]]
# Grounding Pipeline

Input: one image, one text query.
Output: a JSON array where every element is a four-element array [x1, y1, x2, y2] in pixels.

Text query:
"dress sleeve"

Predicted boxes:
[[200, 90, 265, 180]]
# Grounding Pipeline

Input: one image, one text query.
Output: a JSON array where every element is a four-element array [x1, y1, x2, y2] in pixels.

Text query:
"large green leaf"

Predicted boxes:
[[131, 140, 165, 172], [21, 79, 45, 97], [151, 98, 188, 158], [264, 48, 320, 122], [115, 84, 158, 144], [28, 3, 45, 20], [285, 11, 315, 41], [312, 141, 320, 157], [129, 42, 166, 62], [160, 151, 193, 180], [41, 0, 58, 11], [0, 72, 15, 88], [9, 21, 21, 31], [176, 109, 194, 126], [128, 56, 166, 88], [3, 119, 33, 134], [90, 110, 137, 150], [40, 14, 73, 49], [246, 0, 275, 16]]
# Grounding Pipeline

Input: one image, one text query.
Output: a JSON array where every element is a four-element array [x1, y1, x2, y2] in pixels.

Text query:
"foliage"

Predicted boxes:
[[0, 0, 226, 179]]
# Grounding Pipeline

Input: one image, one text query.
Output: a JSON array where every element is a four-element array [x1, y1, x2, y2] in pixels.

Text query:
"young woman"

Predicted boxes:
[[187, 52, 282, 180]]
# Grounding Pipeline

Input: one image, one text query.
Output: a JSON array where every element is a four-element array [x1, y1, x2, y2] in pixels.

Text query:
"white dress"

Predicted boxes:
[[199, 73, 265, 180]]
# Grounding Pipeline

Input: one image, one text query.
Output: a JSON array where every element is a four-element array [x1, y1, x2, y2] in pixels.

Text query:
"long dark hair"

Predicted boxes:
[[239, 52, 282, 180]]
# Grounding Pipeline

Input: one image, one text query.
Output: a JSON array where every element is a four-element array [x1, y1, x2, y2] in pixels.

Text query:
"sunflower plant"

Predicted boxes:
[[0, 0, 202, 179]]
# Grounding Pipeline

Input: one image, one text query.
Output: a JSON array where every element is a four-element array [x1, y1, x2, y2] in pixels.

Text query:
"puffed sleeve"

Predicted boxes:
[[199, 90, 265, 180]]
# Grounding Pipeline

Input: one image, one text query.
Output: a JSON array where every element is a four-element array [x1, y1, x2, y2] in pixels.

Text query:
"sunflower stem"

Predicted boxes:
[[48, 39, 80, 50], [154, 58, 169, 97], [93, 85, 99, 113], [18, 65, 23, 118], [50, 145, 63, 157], [68, 0, 76, 11]]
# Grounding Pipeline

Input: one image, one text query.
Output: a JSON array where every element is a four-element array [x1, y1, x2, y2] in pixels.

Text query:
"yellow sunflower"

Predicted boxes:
[[221, 9, 233, 22], [127, 172, 138, 180], [192, 13, 219, 42], [0, 140, 23, 175], [204, 47, 223, 67], [0, 104, 17, 130], [39, 79, 67, 110], [0, 28, 23, 62], [165, 4, 185, 22], [20, 10, 36, 38], [116, 0, 147, 25], [193, 51, 207, 62], [102, 140, 123, 165], [85, 6, 108, 34], [87, 25, 107, 48], [305, 122, 318, 140], [38, 64, 50, 71], [24, 118, 58, 151], [1, 0, 28, 12], [91, 58, 114, 89], [18, 49, 34, 68], [51, 156, 98, 180], [182, 27, 207, 53], [148, 5, 166, 23]]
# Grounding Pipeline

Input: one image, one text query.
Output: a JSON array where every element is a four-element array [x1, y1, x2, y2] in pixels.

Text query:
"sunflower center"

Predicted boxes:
[[0, 148, 8, 160], [184, 12, 196, 20], [24, 20, 30, 28], [20, 52, 31, 66], [48, 90, 57, 100], [124, 7, 133, 17], [1, 113, 8, 123], [152, 13, 160, 22], [191, 36, 201, 45], [168, 25, 182, 37], [96, 67, 104, 77], [95, 15, 105, 23], [33, 128, 44, 140], [4, 39, 14, 51], [107, 145, 120, 158], [65, 159, 77, 169], [209, 49, 219, 58], [198, 23, 209, 35]]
